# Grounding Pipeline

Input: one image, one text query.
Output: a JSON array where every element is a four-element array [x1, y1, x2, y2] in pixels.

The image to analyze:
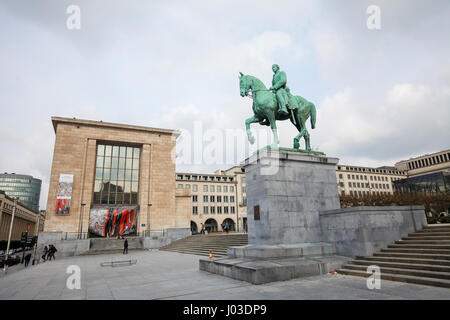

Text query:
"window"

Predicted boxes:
[[203, 206, 209, 214], [217, 186, 221, 192], [352, 174, 355, 179], [339, 174, 343, 179], [203, 185, 208, 192], [193, 185, 198, 192], [217, 206, 222, 214], [210, 206, 215, 214], [93, 144, 140, 205], [224, 186, 228, 192], [230, 186, 234, 192], [203, 195, 208, 202], [178, 184, 183, 188], [230, 196, 235, 203], [357, 182, 360, 188], [217, 196, 222, 202], [230, 207, 235, 214], [192, 206, 198, 214], [210, 185, 215, 192], [348, 182, 352, 188], [224, 206, 229, 214], [210, 195, 215, 202], [192, 195, 198, 202], [224, 196, 229, 203], [185, 184, 190, 189]]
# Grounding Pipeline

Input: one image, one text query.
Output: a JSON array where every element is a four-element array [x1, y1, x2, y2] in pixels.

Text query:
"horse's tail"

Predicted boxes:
[[310, 103, 316, 129]]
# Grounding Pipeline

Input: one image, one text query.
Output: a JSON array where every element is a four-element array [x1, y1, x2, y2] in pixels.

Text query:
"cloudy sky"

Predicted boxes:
[[1, 0, 449, 209]]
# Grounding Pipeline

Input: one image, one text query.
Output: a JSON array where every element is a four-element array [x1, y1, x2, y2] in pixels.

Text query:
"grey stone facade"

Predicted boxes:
[[243, 149, 340, 245]]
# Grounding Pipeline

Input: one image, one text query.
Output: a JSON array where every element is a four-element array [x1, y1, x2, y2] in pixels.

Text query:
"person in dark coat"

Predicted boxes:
[[123, 238, 128, 254], [24, 253, 32, 267], [42, 246, 49, 262]]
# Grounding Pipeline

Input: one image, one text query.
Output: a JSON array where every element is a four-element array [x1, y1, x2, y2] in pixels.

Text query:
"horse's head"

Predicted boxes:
[[239, 72, 251, 97]]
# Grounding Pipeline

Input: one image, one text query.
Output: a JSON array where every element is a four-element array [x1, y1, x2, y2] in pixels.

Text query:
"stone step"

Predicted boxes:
[[403, 236, 450, 240], [381, 247, 450, 254], [396, 240, 450, 244], [374, 251, 450, 261], [388, 244, 450, 249], [424, 224, 450, 229], [341, 263, 450, 280], [336, 268, 450, 288], [409, 232, 450, 238], [163, 245, 246, 250], [80, 248, 146, 256], [359, 256, 450, 266], [164, 249, 227, 257], [349, 259, 450, 272], [416, 228, 450, 233]]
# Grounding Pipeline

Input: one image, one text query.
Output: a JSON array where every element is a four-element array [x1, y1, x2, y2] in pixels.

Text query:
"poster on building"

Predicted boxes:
[[89, 205, 139, 237], [55, 173, 73, 215]]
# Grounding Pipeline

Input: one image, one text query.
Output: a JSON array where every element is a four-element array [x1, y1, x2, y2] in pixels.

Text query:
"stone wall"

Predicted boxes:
[[243, 149, 340, 245], [319, 205, 427, 257], [37, 227, 191, 258]]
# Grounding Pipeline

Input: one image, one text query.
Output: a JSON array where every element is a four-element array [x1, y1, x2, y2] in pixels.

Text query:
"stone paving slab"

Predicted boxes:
[[0, 250, 448, 300]]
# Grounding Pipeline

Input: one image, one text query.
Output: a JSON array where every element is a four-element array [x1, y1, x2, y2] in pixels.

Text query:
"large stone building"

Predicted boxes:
[[394, 149, 450, 194], [44, 117, 190, 238], [176, 167, 247, 233], [0, 173, 42, 212], [0, 191, 40, 241], [335, 165, 407, 196]]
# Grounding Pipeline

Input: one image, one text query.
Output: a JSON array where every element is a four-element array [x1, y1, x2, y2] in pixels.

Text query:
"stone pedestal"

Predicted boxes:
[[199, 149, 349, 284], [244, 149, 340, 245]]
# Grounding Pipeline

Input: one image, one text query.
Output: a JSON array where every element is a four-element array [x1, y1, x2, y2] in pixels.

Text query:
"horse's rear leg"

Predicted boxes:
[[267, 113, 279, 148]]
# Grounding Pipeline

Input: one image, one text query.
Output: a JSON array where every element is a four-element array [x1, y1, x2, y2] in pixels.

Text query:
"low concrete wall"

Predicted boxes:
[[142, 228, 191, 249], [319, 205, 427, 258], [37, 232, 90, 258], [37, 228, 191, 259]]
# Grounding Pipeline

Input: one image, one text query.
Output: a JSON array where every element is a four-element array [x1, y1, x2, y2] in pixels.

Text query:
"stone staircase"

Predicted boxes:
[[337, 224, 450, 288], [81, 237, 144, 255], [160, 233, 248, 258]]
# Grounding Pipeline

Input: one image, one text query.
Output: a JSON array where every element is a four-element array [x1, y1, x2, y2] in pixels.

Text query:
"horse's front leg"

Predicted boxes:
[[245, 115, 260, 144]]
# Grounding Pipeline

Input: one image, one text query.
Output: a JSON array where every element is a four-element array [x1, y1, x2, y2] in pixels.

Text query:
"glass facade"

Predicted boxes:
[[93, 144, 141, 205], [0, 174, 42, 211], [393, 172, 450, 194]]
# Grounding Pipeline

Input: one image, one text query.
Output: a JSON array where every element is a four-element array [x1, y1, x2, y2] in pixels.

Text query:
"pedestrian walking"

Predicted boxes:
[[24, 252, 32, 267], [41, 245, 49, 262], [47, 244, 57, 261], [123, 237, 128, 254]]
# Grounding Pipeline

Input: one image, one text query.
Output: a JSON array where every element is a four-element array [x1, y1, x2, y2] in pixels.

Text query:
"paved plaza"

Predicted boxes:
[[0, 250, 449, 300]]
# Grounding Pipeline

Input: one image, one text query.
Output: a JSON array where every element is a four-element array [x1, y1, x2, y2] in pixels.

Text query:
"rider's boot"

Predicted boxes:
[[279, 104, 289, 116]]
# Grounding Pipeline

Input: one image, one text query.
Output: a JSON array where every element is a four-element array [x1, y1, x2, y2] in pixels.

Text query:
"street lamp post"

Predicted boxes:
[[79, 204, 86, 239], [147, 204, 152, 236], [3, 198, 17, 274]]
